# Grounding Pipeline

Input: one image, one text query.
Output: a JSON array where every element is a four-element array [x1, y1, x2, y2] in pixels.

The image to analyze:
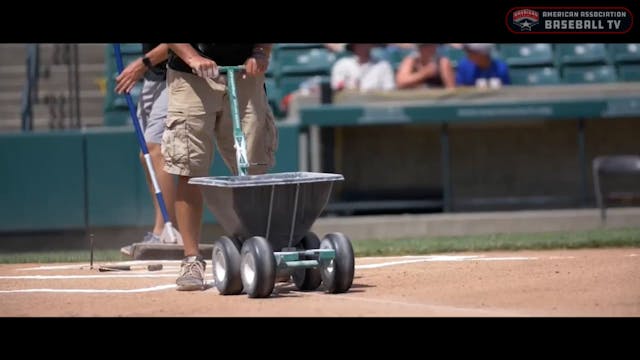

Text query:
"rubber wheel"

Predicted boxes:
[[211, 236, 243, 295], [240, 236, 276, 298], [319, 232, 355, 294], [292, 232, 322, 291]]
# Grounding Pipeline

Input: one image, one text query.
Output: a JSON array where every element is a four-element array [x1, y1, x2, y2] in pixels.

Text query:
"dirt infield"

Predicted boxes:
[[1, 248, 638, 317]]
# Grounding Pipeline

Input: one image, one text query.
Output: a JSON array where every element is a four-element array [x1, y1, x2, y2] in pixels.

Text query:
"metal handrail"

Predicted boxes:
[[20, 43, 82, 131], [20, 44, 40, 131]]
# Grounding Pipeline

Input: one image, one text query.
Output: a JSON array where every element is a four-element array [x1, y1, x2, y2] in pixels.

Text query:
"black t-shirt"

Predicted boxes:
[[167, 43, 255, 74], [142, 43, 167, 81]]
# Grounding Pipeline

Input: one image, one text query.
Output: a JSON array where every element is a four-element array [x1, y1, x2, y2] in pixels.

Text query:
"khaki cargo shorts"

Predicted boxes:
[[162, 68, 278, 177]]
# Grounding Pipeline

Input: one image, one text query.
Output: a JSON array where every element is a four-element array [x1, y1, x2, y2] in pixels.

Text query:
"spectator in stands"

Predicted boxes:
[[395, 43, 456, 89], [330, 43, 395, 92], [456, 43, 511, 87], [164, 43, 277, 291], [115, 43, 178, 256]]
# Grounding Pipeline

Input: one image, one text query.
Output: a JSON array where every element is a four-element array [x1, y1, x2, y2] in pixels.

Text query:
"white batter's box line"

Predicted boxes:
[[354, 254, 537, 270], [0, 274, 214, 280], [0, 284, 178, 294], [0, 281, 217, 294], [19, 260, 211, 271]]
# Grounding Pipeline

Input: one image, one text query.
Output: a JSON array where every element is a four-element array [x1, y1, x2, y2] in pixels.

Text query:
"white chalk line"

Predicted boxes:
[[0, 281, 217, 294], [15, 255, 486, 271], [354, 255, 535, 269], [2, 252, 634, 296], [15, 253, 551, 273], [0, 284, 177, 294], [19, 261, 190, 271], [474, 256, 537, 261], [0, 254, 536, 295], [8, 255, 522, 278], [7, 274, 206, 281]]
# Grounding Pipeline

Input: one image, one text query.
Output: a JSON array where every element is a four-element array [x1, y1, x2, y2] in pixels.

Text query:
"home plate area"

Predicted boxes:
[[0, 249, 638, 317]]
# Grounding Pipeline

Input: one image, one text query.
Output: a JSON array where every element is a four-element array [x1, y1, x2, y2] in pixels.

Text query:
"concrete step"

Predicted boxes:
[[32, 115, 105, 130], [0, 44, 107, 67], [0, 89, 103, 104], [0, 64, 108, 97], [0, 63, 105, 76], [0, 115, 105, 132], [0, 78, 105, 96], [0, 92, 105, 128], [0, 115, 106, 132]]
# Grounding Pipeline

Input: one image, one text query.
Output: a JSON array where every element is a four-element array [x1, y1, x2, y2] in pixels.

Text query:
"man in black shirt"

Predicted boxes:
[[115, 43, 179, 254], [163, 43, 277, 291]]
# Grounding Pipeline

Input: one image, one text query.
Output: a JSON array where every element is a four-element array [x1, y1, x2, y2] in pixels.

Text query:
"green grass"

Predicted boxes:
[[0, 250, 125, 264], [353, 227, 640, 257], [1, 227, 640, 263]]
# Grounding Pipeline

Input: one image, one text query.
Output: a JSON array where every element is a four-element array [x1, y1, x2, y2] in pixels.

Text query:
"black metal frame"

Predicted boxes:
[[592, 155, 640, 222]]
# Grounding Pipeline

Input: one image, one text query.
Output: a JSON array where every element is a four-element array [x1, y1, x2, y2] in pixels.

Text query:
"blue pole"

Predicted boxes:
[[113, 44, 170, 223]]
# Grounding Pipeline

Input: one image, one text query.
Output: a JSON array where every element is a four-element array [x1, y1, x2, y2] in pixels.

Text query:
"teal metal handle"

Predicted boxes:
[[221, 65, 249, 176], [218, 65, 246, 72]]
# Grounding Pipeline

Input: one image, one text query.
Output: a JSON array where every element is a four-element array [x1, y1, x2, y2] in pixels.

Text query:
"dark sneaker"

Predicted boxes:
[[176, 255, 207, 291]]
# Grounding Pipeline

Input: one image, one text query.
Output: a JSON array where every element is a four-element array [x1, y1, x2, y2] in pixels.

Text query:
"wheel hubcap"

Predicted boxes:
[[325, 259, 334, 274], [242, 254, 256, 286], [213, 248, 226, 282], [320, 240, 335, 275]]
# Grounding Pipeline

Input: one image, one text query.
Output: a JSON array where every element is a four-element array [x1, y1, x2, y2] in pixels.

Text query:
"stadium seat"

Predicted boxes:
[[278, 48, 336, 76], [608, 44, 640, 64], [510, 66, 560, 86], [593, 155, 640, 222], [438, 45, 466, 68], [278, 75, 330, 97], [385, 47, 415, 71], [334, 50, 353, 60], [499, 44, 553, 67], [265, 58, 278, 77], [370, 46, 388, 62], [555, 44, 609, 66], [562, 65, 617, 84], [278, 76, 311, 97], [264, 77, 284, 118], [618, 64, 640, 82], [274, 43, 324, 50]]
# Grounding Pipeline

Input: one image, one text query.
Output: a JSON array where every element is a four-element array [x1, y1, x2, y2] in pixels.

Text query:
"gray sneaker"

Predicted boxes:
[[120, 232, 161, 257], [142, 232, 161, 244], [176, 255, 207, 291]]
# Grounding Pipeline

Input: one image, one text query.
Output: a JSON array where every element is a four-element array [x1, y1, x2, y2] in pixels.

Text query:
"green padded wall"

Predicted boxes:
[[0, 131, 86, 231]]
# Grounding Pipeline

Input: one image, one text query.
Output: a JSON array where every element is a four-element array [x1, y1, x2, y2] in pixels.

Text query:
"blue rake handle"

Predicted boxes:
[[113, 44, 171, 223]]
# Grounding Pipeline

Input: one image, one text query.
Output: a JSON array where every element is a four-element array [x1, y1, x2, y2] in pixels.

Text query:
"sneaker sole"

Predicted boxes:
[[176, 283, 206, 291]]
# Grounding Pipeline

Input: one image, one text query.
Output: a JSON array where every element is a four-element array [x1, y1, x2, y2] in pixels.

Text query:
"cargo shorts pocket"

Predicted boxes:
[[162, 114, 189, 170], [265, 109, 279, 156]]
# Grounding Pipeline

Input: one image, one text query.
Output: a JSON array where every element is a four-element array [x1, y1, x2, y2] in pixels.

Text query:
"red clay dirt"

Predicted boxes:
[[1, 248, 638, 317]]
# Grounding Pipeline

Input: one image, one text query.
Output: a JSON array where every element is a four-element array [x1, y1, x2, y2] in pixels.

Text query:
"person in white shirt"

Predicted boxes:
[[330, 43, 396, 92]]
